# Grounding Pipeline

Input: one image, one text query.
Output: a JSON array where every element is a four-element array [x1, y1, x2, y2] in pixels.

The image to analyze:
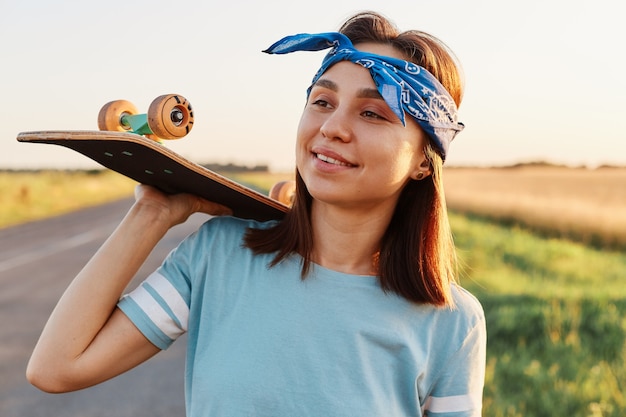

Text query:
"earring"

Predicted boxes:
[[415, 172, 424, 180]]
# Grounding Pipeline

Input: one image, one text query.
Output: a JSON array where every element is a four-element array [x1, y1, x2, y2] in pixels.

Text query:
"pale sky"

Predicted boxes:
[[1, 0, 624, 171]]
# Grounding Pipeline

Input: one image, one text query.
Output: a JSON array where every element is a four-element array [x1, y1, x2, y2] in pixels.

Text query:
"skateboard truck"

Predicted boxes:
[[98, 93, 296, 206], [97, 94, 296, 208], [98, 94, 194, 140]]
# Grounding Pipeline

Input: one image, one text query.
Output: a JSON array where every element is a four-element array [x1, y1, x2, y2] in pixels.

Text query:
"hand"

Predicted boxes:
[[133, 184, 233, 228]]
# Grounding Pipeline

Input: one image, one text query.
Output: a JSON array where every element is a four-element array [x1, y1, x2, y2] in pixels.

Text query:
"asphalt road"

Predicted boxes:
[[0, 198, 212, 417]]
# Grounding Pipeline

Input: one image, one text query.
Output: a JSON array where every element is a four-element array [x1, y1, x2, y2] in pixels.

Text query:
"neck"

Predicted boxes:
[[309, 201, 393, 276]]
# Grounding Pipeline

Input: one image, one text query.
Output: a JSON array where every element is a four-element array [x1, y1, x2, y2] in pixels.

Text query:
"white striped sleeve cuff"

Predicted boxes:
[[422, 393, 482, 416], [118, 271, 190, 350]]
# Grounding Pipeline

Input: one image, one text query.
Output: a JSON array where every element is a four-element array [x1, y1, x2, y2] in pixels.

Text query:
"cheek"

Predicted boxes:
[[295, 112, 307, 143], [295, 113, 313, 162], [296, 109, 320, 146], [381, 142, 421, 181]]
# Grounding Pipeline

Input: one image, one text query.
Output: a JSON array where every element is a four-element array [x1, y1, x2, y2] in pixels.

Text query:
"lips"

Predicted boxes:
[[312, 147, 357, 168], [315, 153, 354, 167]]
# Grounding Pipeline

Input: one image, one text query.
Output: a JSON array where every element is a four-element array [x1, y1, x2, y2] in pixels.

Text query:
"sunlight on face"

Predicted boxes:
[[296, 43, 428, 213]]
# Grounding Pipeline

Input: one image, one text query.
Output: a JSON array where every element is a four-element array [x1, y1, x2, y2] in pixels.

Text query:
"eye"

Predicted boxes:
[[362, 110, 386, 120], [308, 95, 336, 111], [312, 99, 331, 108]]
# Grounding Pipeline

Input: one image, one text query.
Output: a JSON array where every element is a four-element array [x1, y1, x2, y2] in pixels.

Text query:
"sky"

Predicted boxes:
[[1, 0, 624, 171]]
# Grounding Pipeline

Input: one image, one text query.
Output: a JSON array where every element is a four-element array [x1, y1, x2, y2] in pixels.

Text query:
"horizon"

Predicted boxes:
[[2, 159, 625, 175]]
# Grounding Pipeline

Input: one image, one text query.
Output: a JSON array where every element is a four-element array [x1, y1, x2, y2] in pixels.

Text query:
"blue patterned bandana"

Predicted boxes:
[[263, 32, 464, 160]]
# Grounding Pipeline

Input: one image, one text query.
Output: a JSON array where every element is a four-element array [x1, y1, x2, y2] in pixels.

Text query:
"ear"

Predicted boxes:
[[411, 157, 432, 180]]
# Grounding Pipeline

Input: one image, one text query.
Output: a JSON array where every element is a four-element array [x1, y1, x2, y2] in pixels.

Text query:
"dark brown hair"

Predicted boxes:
[[244, 11, 462, 306]]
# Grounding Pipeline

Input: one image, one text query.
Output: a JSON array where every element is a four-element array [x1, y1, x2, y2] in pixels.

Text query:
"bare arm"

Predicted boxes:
[[26, 185, 231, 393]]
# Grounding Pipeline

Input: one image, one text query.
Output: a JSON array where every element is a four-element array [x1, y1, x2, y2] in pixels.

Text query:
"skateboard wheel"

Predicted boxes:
[[147, 94, 194, 139], [98, 100, 138, 131], [269, 180, 296, 207]]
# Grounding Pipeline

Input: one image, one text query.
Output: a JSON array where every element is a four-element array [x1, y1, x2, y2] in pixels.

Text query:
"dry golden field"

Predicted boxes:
[[443, 165, 626, 249]]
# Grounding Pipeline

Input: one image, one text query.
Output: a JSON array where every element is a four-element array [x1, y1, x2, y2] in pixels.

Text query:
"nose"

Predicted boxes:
[[319, 107, 352, 142]]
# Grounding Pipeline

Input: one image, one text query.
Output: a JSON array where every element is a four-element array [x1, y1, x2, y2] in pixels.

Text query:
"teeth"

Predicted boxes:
[[316, 153, 351, 166]]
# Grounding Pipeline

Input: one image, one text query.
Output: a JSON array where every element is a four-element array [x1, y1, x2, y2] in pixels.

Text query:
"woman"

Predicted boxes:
[[27, 11, 486, 417]]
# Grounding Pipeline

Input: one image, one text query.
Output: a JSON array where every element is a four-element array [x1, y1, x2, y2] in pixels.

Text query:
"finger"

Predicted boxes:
[[194, 197, 232, 216]]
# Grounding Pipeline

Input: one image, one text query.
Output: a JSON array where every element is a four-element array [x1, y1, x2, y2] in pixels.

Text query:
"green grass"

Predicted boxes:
[[450, 211, 626, 416], [451, 212, 626, 300], [0, 170, 136, 228]]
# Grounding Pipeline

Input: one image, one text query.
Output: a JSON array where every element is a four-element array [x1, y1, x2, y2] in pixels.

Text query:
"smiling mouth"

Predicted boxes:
[[315, 153, 355, 167]]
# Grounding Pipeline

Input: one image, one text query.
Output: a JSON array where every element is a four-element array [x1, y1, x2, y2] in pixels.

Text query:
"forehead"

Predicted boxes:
[[353, 42, 406, 60]]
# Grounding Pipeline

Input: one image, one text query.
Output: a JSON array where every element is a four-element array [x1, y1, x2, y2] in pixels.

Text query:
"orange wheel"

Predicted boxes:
[[147, 94, 194, 139], [269, 180, 296, 207], [97, 100, 138, 131]]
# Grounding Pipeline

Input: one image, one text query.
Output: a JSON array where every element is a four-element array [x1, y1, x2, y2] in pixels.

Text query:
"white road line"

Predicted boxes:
[[0, 227, 111, 273]]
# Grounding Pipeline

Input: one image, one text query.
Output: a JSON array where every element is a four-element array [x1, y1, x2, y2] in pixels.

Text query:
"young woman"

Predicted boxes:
[[27, 11, 486, 417]]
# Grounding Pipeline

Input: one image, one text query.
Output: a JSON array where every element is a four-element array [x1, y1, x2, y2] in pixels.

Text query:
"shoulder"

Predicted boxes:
[[164, 216, 279, 266], [411, 285, 484, 341], [447, 284, 486, 332], [451, 284, 484, 316], [192, 216, 278, 242], [415, 285, 485, 367], [159, 216, 281, 285], [200, 215, 278, 232]]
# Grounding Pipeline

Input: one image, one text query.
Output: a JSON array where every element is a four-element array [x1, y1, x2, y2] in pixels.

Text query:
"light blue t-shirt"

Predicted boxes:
[[118, 216, 486, 416]]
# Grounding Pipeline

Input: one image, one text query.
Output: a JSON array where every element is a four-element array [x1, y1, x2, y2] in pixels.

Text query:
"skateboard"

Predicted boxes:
[[16, 94, 295, 222]]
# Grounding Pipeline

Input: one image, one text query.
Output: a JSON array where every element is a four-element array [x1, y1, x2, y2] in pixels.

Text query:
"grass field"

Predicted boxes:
[[0, 170, 136, 228], [451, 211, 626, 416], [441, 165, 626, 415]]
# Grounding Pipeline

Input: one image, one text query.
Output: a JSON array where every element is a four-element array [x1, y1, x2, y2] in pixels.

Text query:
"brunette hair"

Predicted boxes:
[[244, 11, 463, 306]]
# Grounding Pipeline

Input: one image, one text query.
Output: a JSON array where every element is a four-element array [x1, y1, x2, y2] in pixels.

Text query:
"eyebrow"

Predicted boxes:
[[313, 78, 384, 100]]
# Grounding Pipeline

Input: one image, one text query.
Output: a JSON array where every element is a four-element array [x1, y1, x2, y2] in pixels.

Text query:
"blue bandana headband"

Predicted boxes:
[[263, 32, 464, 160]]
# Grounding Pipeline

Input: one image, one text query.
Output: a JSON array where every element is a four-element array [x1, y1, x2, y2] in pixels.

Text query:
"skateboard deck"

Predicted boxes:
[[16, 130, 289, 222]]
